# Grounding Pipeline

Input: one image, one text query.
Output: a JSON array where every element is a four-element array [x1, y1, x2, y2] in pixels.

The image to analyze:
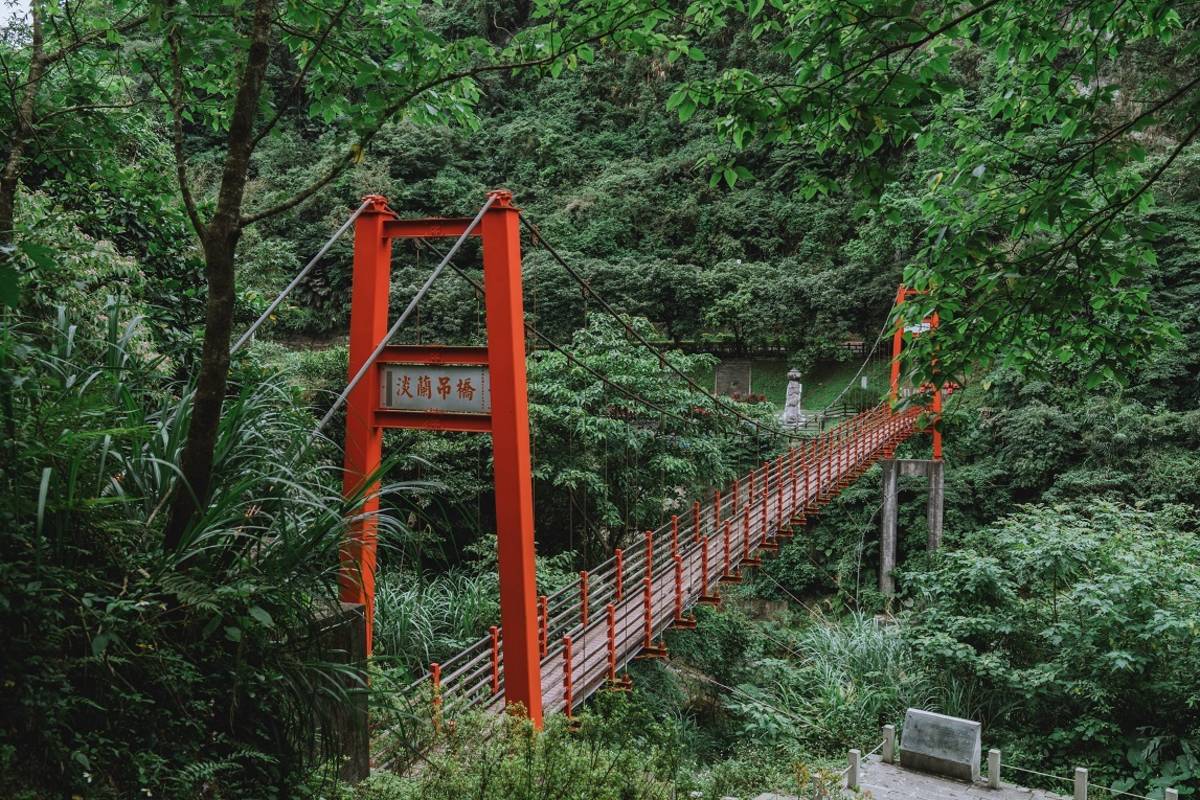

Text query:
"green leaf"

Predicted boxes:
[[0, 262, 18, 307], [19, 242, 55, 270], [249, 606, 274, 628], [91, 633, 112, 658]]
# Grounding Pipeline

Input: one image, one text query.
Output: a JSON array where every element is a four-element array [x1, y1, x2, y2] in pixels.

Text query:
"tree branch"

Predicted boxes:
[[165, 22, 205, 238], [249, 0, 355, 150], [241, 6, 666, 226]]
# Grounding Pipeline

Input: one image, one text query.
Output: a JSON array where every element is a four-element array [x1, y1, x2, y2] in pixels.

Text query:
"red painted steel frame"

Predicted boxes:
[[888, 285, 942, 460], [340, 190, 544, 727]]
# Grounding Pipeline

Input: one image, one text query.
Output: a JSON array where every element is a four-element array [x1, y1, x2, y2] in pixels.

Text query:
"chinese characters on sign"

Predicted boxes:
[[380, 364, 491, 414]]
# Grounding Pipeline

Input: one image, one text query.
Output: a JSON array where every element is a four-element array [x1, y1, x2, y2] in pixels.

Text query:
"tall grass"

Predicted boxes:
[[0, 303, 415, 797], [728, 612, 933, 753], [373, 569, 500, 674]]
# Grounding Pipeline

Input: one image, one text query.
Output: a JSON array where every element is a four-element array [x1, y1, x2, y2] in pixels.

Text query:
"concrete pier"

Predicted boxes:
[[879, 458, 944, 596]]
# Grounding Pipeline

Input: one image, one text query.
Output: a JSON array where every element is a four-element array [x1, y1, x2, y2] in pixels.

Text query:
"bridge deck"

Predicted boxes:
[[401, 402, 925, 725]]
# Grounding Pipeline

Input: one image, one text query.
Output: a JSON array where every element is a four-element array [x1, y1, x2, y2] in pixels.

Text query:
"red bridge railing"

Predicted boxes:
[[402, 402, 923, 723]]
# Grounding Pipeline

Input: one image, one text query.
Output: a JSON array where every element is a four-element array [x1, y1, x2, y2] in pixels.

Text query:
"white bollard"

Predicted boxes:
[[848, 748, 861, 790], [1074, 767, 1088, 800], [882, 725, 896, 764], [1165, 790, 1178, 800], [988, 749, 1000, 789]]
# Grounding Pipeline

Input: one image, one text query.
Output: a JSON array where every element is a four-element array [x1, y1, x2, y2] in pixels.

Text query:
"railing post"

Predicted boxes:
[[606, 603, 617, 682], [673, 554, 686, 623], [538, 595, 548, 658], [776, 455, 786, 530], [615, 548, 624, 601], [848, 748, 860, 790], [692, 500, 701, 542], [760, 485, 769, 542], [1074, 767, 1088, 800], [489, 626, 500, 695], [562, 635, 574, 718], [579, 570, 589, 628], [713, 488, 721, 531], [671, 515, 679, 557], [642, 575, 654, 647], [430, 662, 442, 731], [988, 748, 1000, 789], [722, 520, 733, 578], [698, 535, 720, 604], [733, 476, 740, 515], [882, 724, 896, 764], [789, 451, 798, 516], [742, 513, 751, 560], [802, 443, 810, 509], [644, 530, 654, 582]]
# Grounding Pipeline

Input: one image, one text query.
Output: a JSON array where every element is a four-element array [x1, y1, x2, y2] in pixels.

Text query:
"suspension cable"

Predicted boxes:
[[415, 238, 722, 432], [310, 196, 496, 439], [516, 212, 804, 442], [820, 310, 894, 415], [231, 199, 370, 355]]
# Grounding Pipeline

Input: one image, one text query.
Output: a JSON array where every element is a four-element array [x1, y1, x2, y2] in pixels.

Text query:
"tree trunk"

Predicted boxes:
[[0, 5, 45, 247], [163, 0, 276, 551]]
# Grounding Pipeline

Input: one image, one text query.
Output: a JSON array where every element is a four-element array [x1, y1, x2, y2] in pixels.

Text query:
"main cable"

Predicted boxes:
[[412, 237, 717, 432], [516, 212, 804, 442], [232, 199, 370, 355]]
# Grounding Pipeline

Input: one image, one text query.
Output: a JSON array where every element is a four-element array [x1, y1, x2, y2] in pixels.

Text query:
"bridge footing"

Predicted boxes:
[[880, 459, 944, 596]]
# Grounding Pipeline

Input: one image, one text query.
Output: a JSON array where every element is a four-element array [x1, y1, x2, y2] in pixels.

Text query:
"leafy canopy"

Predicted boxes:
[[675, 0, 1199, 388]]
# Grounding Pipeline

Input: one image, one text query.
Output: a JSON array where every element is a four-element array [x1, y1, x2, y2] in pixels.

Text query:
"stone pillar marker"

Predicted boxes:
[[782, 369, 804, 427], [988, 748, 1001, 789]]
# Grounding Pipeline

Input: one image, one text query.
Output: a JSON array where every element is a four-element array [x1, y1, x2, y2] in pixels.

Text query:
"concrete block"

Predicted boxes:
[[882, 723, 896, 763], [898, 708, 981, 782]]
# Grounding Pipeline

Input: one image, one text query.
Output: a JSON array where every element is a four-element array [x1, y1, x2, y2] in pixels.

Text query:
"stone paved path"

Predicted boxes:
[[848, 756, 1068, 800]]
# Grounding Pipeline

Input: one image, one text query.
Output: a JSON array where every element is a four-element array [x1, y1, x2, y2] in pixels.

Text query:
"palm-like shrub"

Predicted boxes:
[[0, 304, 407, 798]]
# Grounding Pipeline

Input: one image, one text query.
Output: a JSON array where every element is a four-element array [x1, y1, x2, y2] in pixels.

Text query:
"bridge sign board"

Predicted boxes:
[[380, 364, 490, 413], [373, 345, 492, 432]]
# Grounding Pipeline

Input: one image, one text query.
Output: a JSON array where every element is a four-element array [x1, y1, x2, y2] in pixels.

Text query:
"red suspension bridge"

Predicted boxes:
[[235, 190, 945, 757]]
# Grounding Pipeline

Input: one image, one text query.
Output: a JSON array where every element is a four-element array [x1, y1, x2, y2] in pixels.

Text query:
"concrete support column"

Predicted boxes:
[[927, 459, 944, 551], [880, 459, 898, 596]]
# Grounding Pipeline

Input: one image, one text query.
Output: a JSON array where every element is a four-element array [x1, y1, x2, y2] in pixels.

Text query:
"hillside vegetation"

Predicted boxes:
[[2, 1, 1199, 799]]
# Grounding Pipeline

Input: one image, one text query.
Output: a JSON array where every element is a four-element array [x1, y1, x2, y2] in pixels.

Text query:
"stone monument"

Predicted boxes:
[[782, 369, 805, 426]]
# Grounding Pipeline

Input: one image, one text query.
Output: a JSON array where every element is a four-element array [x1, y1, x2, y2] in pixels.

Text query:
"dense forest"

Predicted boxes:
[[2, 1, 1199, 798]]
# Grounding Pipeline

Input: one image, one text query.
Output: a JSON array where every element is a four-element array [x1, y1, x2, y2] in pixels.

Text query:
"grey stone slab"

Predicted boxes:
[[899, 708, 982, 782]]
